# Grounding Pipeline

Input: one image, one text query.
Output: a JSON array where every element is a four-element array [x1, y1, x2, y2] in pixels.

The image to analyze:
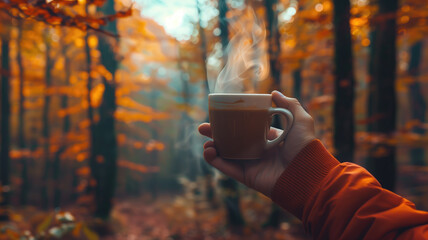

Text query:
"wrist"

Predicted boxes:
[[271, 139, 340, 219]]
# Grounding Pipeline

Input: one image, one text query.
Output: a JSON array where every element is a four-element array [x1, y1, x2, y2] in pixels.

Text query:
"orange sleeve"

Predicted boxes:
[[271, 139, 428, 240]]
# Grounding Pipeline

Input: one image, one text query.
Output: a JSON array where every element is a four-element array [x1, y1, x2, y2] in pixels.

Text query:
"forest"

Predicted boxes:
[[0, 0, 427, 239]]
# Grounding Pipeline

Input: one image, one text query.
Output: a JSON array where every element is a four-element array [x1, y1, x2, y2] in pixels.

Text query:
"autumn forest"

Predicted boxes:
[[0, 0, 428, 239]]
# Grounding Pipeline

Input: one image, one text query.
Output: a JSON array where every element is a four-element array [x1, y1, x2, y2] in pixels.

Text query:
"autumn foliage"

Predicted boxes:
[[0, 0, 428, 239]]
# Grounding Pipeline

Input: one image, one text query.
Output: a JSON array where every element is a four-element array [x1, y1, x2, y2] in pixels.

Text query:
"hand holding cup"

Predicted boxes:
[[198, 91, 316, 197]]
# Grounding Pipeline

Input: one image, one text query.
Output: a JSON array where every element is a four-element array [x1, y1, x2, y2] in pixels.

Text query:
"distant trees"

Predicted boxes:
[[332, 0, 355, 163], [408, 41, 426, 166], [367, 0, 398, 191], [0, 16, 11, 221]]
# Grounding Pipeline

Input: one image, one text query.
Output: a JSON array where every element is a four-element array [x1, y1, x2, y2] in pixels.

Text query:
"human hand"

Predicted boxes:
[[198, 91, 316, 198]]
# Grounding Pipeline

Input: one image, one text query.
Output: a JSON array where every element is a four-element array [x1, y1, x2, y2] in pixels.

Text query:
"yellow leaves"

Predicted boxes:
[[95, 65, 113, 81], [90, 83, 104, 108], [88, 35, 98, 48], [118, 160, 159, 173], [74, 38, 84, 48], [350, 17, 368, 27], [117, 96, 152, 113], [285, 38, 296, 48]]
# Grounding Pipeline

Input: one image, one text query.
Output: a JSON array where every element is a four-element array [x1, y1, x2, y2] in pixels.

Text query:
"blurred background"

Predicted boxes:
[[0, 0, 427, 239]]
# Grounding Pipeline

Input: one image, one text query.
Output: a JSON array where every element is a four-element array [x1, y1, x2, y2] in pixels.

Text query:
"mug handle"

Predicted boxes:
[[265, 107, 294, 150]]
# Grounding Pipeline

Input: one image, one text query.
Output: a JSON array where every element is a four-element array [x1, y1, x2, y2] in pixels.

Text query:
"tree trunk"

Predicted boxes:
[[332, 0, 355, 163], [367, 0, 398, 191], [408, 41, 426, 166], [293, 68, 302, 101], [53, 32, 72, 208], [17, 20, 29, 206], [91, 0, 119, 219], [264, 0, 285, 228], [0, 27, 11, 221], [216, 0, 245, 230], [41, 29, 52, 209], [266, 0, 281, 90], [85, 3, 96, 187]]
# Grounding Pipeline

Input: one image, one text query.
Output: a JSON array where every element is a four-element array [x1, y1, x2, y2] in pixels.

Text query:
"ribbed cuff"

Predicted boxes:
[[271, 139, 340, 219]]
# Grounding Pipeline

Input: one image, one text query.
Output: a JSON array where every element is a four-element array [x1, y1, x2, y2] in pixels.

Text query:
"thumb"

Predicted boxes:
[[272, 91, 307, 119]]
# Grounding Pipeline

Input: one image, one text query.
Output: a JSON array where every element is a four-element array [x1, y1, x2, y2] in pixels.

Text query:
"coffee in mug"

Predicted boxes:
[[208, 93, 293, 160]]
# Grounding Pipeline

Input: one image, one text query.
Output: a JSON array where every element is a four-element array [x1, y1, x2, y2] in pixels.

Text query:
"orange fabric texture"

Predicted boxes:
[[271, 140, 428, 240]]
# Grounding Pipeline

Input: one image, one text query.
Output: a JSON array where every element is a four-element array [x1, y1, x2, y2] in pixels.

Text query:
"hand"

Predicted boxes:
[[198, 91, 316, 198]]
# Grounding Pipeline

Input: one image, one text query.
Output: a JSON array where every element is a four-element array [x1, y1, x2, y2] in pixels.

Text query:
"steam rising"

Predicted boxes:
[[212, 8, 269, 93]]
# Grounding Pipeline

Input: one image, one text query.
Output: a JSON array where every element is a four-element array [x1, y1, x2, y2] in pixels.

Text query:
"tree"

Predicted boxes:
[[408, 41, 426, 166], [90, 0, 120, 219], [16, 19, 30, 205], [332, 0, 355, 162], [367, 0, 398, 191], [0, 16, 11, 221], [41, 27, 54, 209]]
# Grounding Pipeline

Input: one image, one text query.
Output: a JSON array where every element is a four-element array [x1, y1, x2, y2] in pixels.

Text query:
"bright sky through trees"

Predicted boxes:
[[136, 0, 221, 41]]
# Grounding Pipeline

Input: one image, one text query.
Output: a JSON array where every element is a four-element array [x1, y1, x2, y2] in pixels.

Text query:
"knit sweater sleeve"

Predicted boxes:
[[271, 139, 428, 240]]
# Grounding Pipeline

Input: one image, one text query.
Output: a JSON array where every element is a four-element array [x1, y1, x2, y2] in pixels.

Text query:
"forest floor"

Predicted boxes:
[[1, 194, 311, 240], [105, 196, 311, 240]]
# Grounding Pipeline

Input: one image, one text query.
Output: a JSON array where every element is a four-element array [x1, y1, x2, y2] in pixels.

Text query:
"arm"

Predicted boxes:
[[272, 139, 428, 240]]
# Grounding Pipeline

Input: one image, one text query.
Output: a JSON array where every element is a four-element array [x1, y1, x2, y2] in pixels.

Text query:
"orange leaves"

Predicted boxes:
[[117, 160, 159, 173], [117, 134, 165, 152], [4, 0, 132, 37], [76, 166, 91, 176], [115, 109, 170, 123], [306, 95, 334, 111], [146, 140, 165, 152], [115, 96, 171, 123]]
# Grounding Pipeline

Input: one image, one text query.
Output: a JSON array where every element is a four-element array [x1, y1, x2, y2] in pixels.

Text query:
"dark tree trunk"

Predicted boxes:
[[41, 29, 53, 209], [367, 0, 398, 191], [17, 20, 29, 206], [85, 3, 96, 182], [266, 0, 281, 90], [332, 0, 355, 162], [53, 33, 72, 208], [91, 0, 119, 219], [264, 0, 285, 228], [293, 68, 302, 101], [0, 29, 11, 221], [408, 41, 426, 166], [216, 0, 245, 230]]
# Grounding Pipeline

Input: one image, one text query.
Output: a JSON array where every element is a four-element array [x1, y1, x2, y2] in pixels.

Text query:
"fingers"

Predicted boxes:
[[267, 127, 282, 140], [202, 140, 245, 183], [198, 123, 212, 138], [272, 90, 310, 120], [204, 149, 244, 183]]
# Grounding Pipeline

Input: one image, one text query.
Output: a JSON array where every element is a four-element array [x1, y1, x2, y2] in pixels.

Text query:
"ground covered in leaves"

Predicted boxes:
[[1, 192, 311, 240]]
